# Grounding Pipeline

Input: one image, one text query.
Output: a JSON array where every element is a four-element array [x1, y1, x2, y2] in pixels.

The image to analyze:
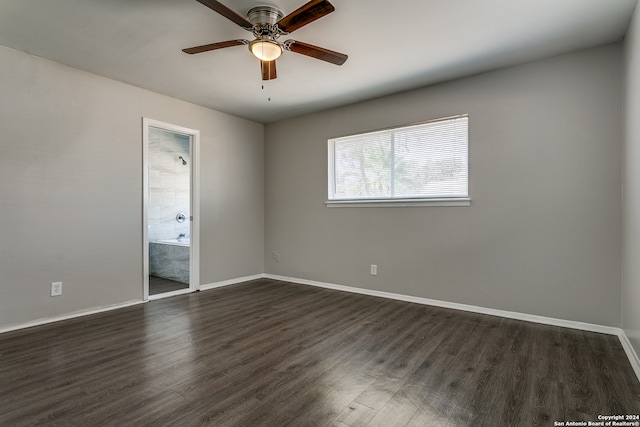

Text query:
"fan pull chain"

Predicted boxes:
[[261, 80, 272, 102]]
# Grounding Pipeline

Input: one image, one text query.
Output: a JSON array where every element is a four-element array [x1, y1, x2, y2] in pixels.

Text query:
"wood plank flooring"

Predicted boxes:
[[1, 278, 638, 426], [149, 275, 189, 295]]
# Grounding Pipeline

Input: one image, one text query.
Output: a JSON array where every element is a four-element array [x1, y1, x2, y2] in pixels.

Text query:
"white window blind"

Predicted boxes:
[[328, 115, 468, 203]]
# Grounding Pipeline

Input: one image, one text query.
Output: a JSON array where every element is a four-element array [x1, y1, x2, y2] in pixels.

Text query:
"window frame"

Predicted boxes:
[[326, 115, 471, 208]]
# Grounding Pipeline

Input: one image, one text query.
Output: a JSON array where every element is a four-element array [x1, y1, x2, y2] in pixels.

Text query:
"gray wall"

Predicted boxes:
[[265, 44, 623, 327], [0, 45, 264, 328], [624, 4, 640, 355]]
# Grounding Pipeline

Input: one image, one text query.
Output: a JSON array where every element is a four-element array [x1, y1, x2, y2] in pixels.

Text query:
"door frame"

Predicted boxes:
[[142, 118, 201, 300]]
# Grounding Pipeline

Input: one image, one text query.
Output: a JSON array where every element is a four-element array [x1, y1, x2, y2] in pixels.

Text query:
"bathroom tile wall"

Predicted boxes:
[[148, 127, 190, 242]]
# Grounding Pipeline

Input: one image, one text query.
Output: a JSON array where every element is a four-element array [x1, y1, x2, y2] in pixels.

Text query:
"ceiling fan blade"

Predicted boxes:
[[196, 0, 253, 30], [277, 0, 335, 33], [182, 39, 247, 54], [286, 40, 348, 65], [261, 60, 277, 80]]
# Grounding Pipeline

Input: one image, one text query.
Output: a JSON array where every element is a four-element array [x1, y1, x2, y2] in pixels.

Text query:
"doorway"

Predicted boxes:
[[143, 118, 200, 300]]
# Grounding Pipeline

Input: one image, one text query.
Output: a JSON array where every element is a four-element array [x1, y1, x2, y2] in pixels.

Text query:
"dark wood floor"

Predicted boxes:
[[149, 275, 189, 295], [1, 278, 638, 426]]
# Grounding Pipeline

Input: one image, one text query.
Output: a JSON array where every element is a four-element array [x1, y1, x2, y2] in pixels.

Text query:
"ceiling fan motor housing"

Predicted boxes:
[[247, 6, 284, 26]]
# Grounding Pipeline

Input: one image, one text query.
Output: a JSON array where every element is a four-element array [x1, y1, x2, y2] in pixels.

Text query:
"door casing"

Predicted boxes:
[[142, 118, 200, 300]]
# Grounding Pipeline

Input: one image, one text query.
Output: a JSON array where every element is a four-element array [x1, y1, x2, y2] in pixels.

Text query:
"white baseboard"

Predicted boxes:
[[264, 274, 618, 334], [200, 274, 266, 291], [264, 273, 640, 382], [618, 331, 640, 382], [0, 299, 146, 335], [0, 273, 267, 335]]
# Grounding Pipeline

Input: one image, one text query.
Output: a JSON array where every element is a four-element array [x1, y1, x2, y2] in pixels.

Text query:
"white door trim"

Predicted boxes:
[[142, 118, 201, 300]]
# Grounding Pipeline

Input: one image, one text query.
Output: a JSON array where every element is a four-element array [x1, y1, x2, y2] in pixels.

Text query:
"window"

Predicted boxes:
[[327, 115, 469, 206]]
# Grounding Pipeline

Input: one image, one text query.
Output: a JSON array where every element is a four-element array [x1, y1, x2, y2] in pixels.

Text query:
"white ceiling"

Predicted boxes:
[[0, 0, 636, 123]]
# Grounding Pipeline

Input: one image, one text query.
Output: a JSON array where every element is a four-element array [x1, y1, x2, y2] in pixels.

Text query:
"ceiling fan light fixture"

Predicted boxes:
[[249, 39, 282, 61]]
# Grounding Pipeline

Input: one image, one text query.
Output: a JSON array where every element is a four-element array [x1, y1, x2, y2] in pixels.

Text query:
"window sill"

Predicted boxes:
[[325, 198, 471, 208]]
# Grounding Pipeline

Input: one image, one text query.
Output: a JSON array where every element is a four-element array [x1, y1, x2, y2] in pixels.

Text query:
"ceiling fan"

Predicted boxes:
[[182, 0, 348, 80]]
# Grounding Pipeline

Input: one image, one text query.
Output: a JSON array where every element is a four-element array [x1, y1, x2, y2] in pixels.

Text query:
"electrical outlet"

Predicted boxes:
[[272, 251, 280, 262], [370, 264, 377, 276], [51, 282, 62, 297]]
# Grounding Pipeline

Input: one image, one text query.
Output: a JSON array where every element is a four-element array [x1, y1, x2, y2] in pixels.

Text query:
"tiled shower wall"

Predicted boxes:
[[148, 127, 190, 242]]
